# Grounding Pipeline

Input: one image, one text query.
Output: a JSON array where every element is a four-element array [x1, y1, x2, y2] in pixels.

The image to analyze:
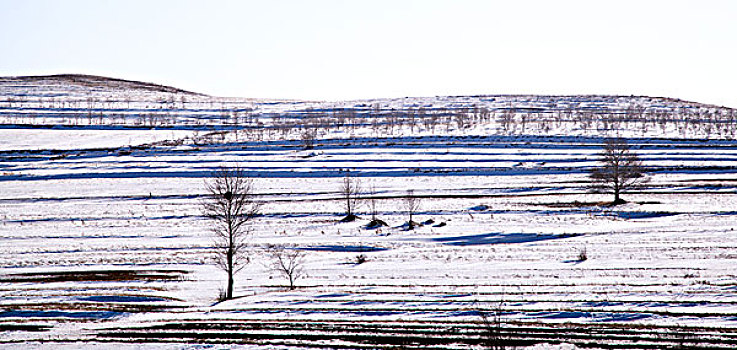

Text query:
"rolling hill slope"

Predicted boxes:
[[1, 75, 737, 349]]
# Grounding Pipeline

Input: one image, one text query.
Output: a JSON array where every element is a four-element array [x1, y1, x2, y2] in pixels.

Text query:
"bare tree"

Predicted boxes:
[[301, 128, 316, 150], [590, 138, 647, 205], [478, 300, 508, 350], [453, 109, 467, 130], [266, 245, 306, 290], [202, 166, 261, 300], [340, 171, 362, 222], [497, 108, 515, 135], [366, 184, 387, 229], [368, 184, 379, 221], [404, 189, 421, 229]]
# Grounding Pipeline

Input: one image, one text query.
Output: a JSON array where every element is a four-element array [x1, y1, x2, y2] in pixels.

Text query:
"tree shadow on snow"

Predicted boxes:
[[431, 232, 578, 246], [300, 245, 389, 252]]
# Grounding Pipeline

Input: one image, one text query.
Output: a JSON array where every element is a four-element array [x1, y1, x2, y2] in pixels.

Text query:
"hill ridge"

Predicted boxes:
[[2, 74, 735, 110], [0, 74, 205, 96]]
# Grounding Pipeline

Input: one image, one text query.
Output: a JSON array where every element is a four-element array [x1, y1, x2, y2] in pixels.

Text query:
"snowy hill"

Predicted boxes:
[[1, 74, 735, 143], [2, 75, 737, 349], [0, 73, 203, 97]]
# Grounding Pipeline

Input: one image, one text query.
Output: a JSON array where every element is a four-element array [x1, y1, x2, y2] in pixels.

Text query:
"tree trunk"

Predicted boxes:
[[227, 247, 234, 299], [613, 190, 624, 205], [227, 270, 234, 299]]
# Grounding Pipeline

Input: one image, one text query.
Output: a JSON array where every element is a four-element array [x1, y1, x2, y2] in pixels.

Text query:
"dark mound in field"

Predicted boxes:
[[401, 221, 422, 230], [365, 219, 388, 229], [339, 214, 359, 222]]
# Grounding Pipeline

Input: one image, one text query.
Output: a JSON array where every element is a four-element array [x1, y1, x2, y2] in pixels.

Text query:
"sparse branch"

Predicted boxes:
[[366, 184, 387, 229], [301, 128, 316, 150], [340, 171, 362, 221], [404, 189, 421, 229], [368, 184, 378, 221], [589, 138, 647, 204], [202, 165, 261, 300], [266, 245, 306, 290], [478, 299, 508, 350]]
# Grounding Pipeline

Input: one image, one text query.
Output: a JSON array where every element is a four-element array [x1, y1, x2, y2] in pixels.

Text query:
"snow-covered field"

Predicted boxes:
[[1, 75, 737, 349]]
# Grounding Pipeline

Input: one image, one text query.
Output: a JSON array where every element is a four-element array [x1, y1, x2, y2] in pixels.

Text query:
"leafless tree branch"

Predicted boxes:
[[202, 165, 261, 300], [266, 245, 306, 290], [589, 138, 647, 204]]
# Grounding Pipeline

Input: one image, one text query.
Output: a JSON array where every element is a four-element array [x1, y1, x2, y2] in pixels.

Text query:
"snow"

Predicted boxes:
[[0, 128, 193, 151], [1, 77, 736, 348]]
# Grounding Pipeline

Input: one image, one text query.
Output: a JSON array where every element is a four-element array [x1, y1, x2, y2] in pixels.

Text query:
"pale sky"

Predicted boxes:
[[1, 0, 736, 107]]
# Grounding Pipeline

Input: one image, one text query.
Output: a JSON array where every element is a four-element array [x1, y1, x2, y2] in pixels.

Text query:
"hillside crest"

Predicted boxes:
[[0, 74, 205, 96]]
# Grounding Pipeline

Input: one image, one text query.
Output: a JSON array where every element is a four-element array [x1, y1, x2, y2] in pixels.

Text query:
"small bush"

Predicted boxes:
[[301, 130, 316, 150], [478, 301, 508, 350], [577, 247, 588, 262], [216, 287, 228, 303], [355, 254, 367, 265]]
